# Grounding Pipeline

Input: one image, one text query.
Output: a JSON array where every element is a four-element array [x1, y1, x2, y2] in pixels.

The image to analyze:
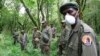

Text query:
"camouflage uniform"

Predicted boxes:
[[58, 21, 70, 56], [12, 30, 19, 45], [32, 29, 41, 48], [40, 25, 52, 56], [64, 19, 98, 56], [19, 31, 28, 51], [59, 2, 99, 56]]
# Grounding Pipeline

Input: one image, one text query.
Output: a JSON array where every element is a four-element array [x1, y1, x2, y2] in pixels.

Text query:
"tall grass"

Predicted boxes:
[[0, 32, 100, 56], [0, 33, 58, 56]]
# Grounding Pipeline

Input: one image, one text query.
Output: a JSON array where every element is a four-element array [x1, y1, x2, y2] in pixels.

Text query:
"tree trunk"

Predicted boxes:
[[76, 0, 86, 19], [37, 0, 40, 29], [46, 0, 49, 23], [20, 0, 37, 27]]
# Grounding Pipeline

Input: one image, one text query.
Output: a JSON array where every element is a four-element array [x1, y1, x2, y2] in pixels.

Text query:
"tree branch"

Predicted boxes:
[[20, 0, 37, 27]]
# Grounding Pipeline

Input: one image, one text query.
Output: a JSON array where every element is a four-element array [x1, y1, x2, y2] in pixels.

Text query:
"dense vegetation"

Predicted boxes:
[[0, 0, 100, 56]]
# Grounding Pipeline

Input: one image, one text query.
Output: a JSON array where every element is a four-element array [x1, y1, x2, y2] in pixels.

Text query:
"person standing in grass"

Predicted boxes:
[[12, 29, 19, 45], [32, 27, 41, 48], [40, 21, 52, 56], [19, 30, 28, 51]]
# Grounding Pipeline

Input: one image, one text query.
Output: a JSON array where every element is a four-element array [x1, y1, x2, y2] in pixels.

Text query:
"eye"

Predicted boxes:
[[67, 10, 73, 14]]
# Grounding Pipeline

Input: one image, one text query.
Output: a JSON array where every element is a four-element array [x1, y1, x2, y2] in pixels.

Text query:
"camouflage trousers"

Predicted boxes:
[[20, 42, 27, 51], [32, 41, 40, 48], [13, 36, 18, 45], [58, 43, 66, 56], [40, 44, 50, 56]]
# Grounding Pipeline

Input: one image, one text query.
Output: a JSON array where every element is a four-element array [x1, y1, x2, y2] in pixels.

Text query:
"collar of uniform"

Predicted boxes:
[[72, 19, 81, 32]]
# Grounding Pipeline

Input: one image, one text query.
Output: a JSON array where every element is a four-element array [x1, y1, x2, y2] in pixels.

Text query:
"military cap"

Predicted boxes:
[[60, 2, 79, 15]]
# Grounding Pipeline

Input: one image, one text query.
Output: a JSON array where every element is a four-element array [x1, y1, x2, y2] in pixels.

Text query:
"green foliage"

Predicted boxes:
[[0, 0, 100, 34], [83, 0, 100, 33], [0, 0, 63, 33], [0, 0, 100, 55], [0, 33, 59, 56]]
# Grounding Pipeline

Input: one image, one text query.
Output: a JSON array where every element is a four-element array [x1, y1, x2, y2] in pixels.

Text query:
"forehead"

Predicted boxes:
[[67, 8, 77, 11], [63, 7, 77, 13]]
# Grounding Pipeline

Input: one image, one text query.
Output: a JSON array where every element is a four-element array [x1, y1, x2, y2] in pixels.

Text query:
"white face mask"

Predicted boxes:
[[65, 14, 76, 25]]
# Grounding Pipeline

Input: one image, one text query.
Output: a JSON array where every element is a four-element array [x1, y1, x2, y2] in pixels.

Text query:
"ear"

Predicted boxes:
[[75, 10, 79, 18], [77, 10, 79, 13]]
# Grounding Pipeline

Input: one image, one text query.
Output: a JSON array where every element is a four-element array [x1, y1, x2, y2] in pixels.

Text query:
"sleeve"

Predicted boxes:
[[81, 32, 98, 56], [48, 28, 52, 42], [64, 29, 70, 42], [25, 33, 28, 43], [32, 31, 34, 38], [18, 34, 22, 43]]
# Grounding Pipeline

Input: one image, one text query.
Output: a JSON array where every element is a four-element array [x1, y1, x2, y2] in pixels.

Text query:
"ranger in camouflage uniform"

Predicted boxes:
[[12, 29, 19, 45], [32, 27, 41, 48], [59, 1, 100, 56], [40, 21, 52, 56], [58, 20, 70, 56], [19, 30, 28, 51]]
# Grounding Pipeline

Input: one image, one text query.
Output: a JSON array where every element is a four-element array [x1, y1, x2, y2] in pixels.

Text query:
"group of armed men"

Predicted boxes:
[[12, 1, 100, 56], [12, 21, 56, 56]]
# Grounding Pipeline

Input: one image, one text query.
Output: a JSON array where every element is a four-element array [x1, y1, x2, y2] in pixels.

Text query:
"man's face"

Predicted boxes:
[[21, 31, 24, 35], [51, 24, 53, 27], [34, 28, 37, 31], [64, 8, 79, 18], [42, 23, 47, 27]]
